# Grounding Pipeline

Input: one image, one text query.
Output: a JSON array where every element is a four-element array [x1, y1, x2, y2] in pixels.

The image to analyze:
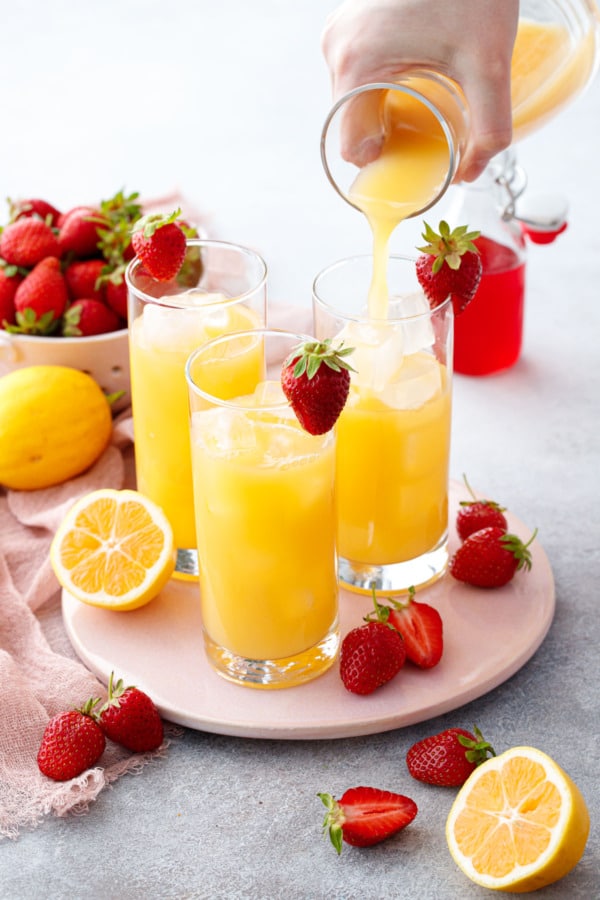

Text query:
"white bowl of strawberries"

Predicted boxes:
[[0, 192, 147, 412]]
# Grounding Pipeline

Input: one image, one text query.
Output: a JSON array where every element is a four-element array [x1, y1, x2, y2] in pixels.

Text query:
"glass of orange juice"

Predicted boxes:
[[126, 240, 267, 580], [313, 255, 453, 596], [185, 328, 340, 688]]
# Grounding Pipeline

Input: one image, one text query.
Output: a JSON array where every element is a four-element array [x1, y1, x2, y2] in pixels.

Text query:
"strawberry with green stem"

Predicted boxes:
[[131, 209, 187, 282], [62, 299, 121, 336], [340, 591, 406, 695], [0, 216, 60, 268], [456, 473, 508, 541], [37, 699, 105, 781], [281, 338, 355, 435], [97, 671, 164, 752], [318, 786, 418, 854], [416, 220, 482, 314], [406, 725, 496, 787], [10, 256, 68, 335], [450, 526, 537, 588], [371, 586, 443, 669]]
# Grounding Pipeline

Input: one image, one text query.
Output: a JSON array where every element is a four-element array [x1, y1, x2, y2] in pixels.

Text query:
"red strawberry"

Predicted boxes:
[[450, 526, 536, 588], [62, 299, 121, 336], [58, 206, 106, 258], [64, 258, 106, 302], [416, 220, 482, 314], [13, 256, 68, 334], [37, 700, 105, 781], [0, 268, 22, 326], [456, 474, 508, 542], [281, 338, 355, 435], [406, 725, 495, 787], [97, 672, 163, 752], [104, 271, 128, 319], [131, 210, 187, 281], [0, 217, 60, 267], [318, 787, 418, 854], [340, 611, 406, 695], [9, 197, 62, 226], [375, 587, 443, 669]]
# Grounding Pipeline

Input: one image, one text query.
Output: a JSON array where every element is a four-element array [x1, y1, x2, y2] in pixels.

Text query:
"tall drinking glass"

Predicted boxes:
[[313, 255, 453, 595], [126, 240, 267, 579], [186, 329, 339, 688]]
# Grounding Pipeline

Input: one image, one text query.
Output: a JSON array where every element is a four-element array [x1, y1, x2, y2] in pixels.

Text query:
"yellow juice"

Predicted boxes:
[[341, 92, 452, 570], [511, 19, 598, 140], [129, 298, 262, 550], [325, 17, 594, 574], [190, 385, 338, 661], [336, 353, 451, 565], [349, 89, 450, 318]]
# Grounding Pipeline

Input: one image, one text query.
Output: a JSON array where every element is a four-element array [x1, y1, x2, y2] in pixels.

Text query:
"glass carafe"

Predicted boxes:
[[321, 0, 600, 220]]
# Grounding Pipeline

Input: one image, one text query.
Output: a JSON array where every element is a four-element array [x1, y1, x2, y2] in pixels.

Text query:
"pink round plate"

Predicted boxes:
[[61, 481, 555, 739]]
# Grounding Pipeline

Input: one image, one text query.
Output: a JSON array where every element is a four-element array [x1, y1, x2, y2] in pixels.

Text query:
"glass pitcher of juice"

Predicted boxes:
[[321, 0, 600, 222]]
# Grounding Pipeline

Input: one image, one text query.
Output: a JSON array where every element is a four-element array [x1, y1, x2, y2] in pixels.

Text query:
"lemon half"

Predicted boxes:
[[51, 489, 175, 610], [446, 745, 589, 893]]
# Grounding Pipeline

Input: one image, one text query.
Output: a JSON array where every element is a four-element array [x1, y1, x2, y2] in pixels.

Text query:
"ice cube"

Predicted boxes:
[[381, 352, 443, 410], [174, 289, 229, 308], [250, 380, 287, 407], [140, 295, 233, 351], [388, 291, 435, 355], [191, 407, 258, 456], [338, 320, 405, 392]]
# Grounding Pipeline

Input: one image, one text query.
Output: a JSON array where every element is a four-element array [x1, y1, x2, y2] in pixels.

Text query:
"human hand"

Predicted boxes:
[[321, 0, 519, 182]]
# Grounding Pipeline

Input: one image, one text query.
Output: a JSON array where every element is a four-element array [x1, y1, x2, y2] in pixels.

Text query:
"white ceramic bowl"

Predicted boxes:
[[0, 327, 131, 412]]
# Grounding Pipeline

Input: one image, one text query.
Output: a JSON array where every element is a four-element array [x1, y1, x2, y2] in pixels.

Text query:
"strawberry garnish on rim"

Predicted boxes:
[[416, 220, 482, 314], [281, 338, 355, 435], [131, 208, 187, 282]]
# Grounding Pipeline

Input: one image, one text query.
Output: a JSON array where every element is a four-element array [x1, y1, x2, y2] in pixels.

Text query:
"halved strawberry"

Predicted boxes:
[[374, 587, 443, 669], [281, 338, 355, 435], [318, 786, 417, 854], [416, 220, 482, 314]]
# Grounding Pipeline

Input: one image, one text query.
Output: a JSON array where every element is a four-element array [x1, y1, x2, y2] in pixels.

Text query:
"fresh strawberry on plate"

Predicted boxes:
[[450, 526, 537, 588], [456, 474, 508, 542], [374, 586, 443, 669]]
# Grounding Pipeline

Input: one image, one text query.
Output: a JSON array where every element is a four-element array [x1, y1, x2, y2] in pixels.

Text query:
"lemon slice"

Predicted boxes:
[[446, 745, 590, 892], [51, 489, 175, 611]]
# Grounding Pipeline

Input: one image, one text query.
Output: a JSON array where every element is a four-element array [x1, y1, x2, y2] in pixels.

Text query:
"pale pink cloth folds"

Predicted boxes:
[[0, 297, 313, 840], [0, 414, 175, 840]]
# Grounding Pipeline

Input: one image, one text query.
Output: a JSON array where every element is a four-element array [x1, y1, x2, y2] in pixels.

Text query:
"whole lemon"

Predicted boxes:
[[0, 365, 113, 490]]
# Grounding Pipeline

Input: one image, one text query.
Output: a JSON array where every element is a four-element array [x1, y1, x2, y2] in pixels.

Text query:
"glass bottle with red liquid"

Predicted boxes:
[[443, 149, 567, 376]]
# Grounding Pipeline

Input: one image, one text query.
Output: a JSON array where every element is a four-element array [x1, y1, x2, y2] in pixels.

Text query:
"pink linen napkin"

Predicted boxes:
[[0, 302, 313, 839], [0, 413, 177, 840]]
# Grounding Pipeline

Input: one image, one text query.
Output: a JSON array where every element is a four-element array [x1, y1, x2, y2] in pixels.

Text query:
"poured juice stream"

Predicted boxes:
[[348, 89, 450, 318]]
